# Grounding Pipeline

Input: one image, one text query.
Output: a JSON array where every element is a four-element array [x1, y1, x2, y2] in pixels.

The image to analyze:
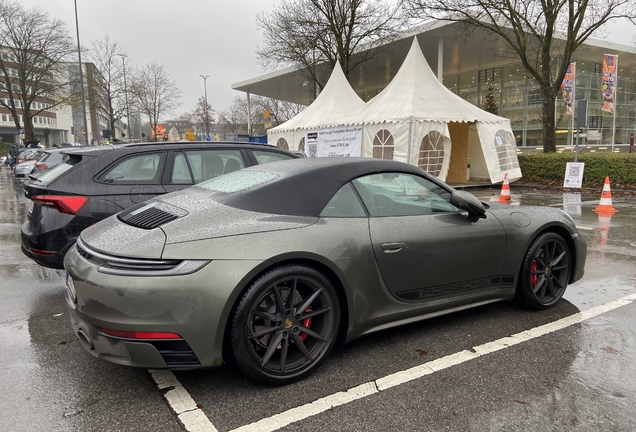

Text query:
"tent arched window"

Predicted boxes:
[[372, 129, 394, 160], [418, 131, 445, 177], [298, 137, 305, 153], [277, 138, 289, 150], [494, 130, 520, 171]]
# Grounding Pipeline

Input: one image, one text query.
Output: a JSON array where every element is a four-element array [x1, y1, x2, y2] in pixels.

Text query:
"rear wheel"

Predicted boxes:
[[230, 265, 340, 385], [515, 232, 571, 310]]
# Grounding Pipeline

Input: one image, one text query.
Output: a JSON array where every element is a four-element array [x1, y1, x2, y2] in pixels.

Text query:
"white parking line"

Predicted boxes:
[[150, 369, 218, 432], [150, 292, 636, 432]]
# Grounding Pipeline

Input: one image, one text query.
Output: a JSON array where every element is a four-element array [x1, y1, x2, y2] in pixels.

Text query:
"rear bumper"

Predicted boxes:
[[21, 220, 75, 269], [68, 302, 201, 368], [64, 244, 264, 369]]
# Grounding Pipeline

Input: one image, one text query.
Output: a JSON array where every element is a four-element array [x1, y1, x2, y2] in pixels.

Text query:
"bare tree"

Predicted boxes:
[[219, 96, 254, 135], [251, 96, 305, 127], [130, 61, 182, 141], [405, 0, 636, 152], [87, 35, 126, 139], [256, 0, 405, 89], [219, 96, 305, 135], [0, 0, 75, 142], [179, 97, 216, 139]]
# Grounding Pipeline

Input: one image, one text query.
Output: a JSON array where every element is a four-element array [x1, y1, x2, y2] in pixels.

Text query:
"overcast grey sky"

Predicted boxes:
[[21, 0, 276, 118], [19, 1, 636, 120]]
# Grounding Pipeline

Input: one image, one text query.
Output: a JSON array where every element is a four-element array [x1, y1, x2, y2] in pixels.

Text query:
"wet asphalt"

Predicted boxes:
[[1, 166, 635, 432]]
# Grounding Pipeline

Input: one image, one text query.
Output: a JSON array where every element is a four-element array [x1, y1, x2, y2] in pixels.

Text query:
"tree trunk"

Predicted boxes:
[[541, 88, 557, 153], [24, 111, 36, 142]]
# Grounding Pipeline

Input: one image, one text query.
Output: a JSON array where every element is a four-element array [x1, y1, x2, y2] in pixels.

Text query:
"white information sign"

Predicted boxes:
[[587, 130, 602, 141], [305, 126, 362, 158], [563, 162, 585, 188]]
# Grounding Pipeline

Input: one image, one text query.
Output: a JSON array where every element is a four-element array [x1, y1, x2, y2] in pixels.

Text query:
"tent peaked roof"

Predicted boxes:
[[269, 62, 365, 132], [349, 37, 506, 124]]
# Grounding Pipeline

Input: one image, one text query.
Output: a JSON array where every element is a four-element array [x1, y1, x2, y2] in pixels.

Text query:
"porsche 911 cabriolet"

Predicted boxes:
[[64, 157, 586, 385]]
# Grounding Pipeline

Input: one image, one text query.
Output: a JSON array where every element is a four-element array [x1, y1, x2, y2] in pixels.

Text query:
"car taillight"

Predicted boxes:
[[35, 163, 48, 170], [31, 195, 89, 215], [101, 328, 182, 339]]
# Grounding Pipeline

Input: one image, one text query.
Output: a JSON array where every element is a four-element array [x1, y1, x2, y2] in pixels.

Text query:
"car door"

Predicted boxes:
[[352, 172, 508, 303], [162, 148, 248, 193]]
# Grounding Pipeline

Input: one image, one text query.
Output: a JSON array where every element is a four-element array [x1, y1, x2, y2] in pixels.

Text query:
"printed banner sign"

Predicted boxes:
[[152, 123, 166, 139], [305, 126, 362, 158], [563, 162, 585, 188], [561, 62, 575, 116], [601, 54, 618, 114]]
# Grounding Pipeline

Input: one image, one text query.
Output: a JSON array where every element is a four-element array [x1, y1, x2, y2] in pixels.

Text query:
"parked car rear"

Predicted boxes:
[[30, 148, 66, 177], [14, 159, 38, 179], [17, 148, 44, 165], [21, 141, 300, 269]]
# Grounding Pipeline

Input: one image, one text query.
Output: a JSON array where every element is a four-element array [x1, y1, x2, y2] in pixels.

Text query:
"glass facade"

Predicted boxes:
[[443, 58, 636, 147]]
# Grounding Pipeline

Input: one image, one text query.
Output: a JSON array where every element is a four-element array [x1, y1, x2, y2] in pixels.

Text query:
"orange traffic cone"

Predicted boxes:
[[497, 173, 511, 203], [594, 176, 617, 214]]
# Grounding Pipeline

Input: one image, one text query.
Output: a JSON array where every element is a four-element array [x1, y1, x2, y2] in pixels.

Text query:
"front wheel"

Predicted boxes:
[[230, 265, 340, 385], [515, 232, 571, 310]]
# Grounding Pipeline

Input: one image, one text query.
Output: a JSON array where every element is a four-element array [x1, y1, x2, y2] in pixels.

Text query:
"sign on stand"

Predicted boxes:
[[563, 162, 585, 188]]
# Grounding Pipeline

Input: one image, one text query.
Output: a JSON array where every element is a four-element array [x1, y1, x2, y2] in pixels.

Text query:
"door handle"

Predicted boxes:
[[381, 242, 409, 253]]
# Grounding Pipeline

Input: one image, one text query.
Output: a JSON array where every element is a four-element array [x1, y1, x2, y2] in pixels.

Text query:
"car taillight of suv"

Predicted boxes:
[[30, 195, 89, 215]]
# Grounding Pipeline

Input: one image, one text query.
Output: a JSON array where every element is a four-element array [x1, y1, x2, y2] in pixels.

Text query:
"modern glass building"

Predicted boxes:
[[232, 21, 636, 151]]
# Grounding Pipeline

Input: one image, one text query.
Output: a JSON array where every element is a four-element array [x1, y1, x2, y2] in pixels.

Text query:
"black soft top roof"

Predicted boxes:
[[202, 157, 444, 217]]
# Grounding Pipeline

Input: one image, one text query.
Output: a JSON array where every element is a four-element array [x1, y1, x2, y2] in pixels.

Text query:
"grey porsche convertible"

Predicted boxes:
[[64, 157, 586, 385]]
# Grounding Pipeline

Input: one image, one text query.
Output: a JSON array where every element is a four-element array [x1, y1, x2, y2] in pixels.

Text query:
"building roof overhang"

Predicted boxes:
[[232, 20, 636, 106]]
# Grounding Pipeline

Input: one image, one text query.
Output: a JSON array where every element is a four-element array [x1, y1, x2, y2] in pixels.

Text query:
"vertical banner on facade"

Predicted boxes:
[[561, 62, 575, 116], [305, 126, 362, 158], [601, 54, 618, 113]]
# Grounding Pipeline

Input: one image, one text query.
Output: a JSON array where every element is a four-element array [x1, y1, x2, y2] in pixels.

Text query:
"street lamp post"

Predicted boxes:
[[199, 75, 210, 140], [73, 0, 89, 146], [118, 53, 131, 142]]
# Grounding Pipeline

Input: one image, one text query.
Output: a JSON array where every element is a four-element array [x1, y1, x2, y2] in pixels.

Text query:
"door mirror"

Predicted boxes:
[[451, 190, 487, 222]]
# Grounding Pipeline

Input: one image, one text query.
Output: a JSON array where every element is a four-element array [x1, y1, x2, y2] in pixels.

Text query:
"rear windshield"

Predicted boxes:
[[34, 154, 81, 182]]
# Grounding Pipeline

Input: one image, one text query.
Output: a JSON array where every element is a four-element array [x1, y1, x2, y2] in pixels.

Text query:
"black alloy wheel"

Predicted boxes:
[[516, 232, 572, 310], [230, 265, 340, 385]]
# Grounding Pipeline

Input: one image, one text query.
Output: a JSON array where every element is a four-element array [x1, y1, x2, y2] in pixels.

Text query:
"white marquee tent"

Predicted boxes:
[[267, 62, 365, 155], [268, 38, 522, 184]]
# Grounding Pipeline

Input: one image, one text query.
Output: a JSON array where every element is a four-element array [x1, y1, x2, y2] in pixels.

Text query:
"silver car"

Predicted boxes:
[[64, 157, 587, 385], [13, 159, 37, 179]]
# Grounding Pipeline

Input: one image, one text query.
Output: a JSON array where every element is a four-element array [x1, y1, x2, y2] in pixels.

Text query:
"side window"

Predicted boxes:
[[320, 183, 367, 218], [252, 150, 295, 165], [352, 172, 458, 217], [185, 149, 244, 183], [171, 153, 192, 184], [103, 154, 161, 183]]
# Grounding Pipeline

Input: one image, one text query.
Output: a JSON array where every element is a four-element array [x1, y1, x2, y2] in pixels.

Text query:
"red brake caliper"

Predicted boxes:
[[530, 260, 538, 287], [300, 306, 312, 341]]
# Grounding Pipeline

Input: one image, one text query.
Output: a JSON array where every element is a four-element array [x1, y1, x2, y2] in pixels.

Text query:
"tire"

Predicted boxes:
[[230, 265, 340, 385], [515, 232, 571, 310]]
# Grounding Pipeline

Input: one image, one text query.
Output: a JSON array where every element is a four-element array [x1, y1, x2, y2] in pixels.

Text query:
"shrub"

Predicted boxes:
[[518, 153, 636, 188]]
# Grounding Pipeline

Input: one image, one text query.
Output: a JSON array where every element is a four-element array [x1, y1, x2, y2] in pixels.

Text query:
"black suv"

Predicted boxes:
[[21, 142, 300, 269]]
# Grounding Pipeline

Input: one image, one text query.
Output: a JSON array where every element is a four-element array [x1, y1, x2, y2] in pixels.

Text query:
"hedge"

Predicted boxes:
[[518, 152, 636, 188]]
